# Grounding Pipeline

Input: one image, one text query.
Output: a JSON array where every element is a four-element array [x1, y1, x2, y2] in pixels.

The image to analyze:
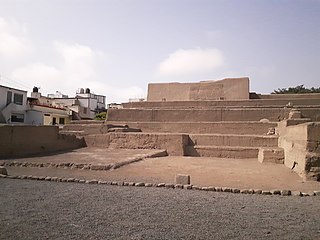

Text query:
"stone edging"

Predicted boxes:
[[0, 150, 167, 171], [1, 174, 319, 197]]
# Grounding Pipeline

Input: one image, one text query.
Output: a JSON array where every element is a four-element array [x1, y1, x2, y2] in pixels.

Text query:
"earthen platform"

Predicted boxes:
[[3, 148, 320, 192]]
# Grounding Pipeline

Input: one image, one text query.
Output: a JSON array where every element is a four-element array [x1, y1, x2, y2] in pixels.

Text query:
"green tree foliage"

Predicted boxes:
[[95, 111, 107, 120], [272, 85, 320, 94]]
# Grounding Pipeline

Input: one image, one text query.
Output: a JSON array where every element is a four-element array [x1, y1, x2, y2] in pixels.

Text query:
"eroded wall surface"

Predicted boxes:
[[108, 132, 189, 156], [0, 125, 85, 158], [278, 122, 320, 180], [147, 77, 249, 101]]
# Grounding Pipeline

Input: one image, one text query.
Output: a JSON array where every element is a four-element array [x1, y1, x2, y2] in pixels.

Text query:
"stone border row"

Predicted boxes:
[[0, 150, 167, 171], [1, 160, 135, 171], [1, 174, 319, 197]]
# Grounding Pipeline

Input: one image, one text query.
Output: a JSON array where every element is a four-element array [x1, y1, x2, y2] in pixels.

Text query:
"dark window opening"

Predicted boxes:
[[14, 93, 23, 105], [6, 91, 12, 106], [59, 118, 65, 125], [11, 114, 24, 123], [52, 117, 57, 125]]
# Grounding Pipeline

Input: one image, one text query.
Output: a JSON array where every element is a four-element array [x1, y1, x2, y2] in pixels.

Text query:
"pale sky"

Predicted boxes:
[[0, 0, 319, 103]]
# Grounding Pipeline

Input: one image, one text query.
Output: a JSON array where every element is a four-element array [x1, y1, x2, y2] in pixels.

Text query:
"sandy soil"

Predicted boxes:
[[4, 148, 165, 164], [3, 148, 320, 192]]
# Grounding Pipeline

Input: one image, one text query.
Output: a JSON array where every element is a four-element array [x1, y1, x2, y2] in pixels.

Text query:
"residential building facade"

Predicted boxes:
[[0, 85, 28, 124]]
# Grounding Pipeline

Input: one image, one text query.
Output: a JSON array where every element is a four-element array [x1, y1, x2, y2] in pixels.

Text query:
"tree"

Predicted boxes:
[[272, 85, 320, 94], [95, 111, 107, 120]]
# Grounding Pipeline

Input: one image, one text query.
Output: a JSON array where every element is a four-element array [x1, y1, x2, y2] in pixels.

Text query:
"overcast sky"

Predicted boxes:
[[0, 0, 319, 103]]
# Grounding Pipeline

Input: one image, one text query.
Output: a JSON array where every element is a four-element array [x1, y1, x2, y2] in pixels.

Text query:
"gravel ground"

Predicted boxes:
[[1, 179, 320, 240]]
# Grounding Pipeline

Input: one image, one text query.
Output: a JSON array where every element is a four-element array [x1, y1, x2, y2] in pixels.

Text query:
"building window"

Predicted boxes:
[[59, 118, 65, 125], [52, 117, 57, 125], [6, 91, 12, 106], [11, 113, 24, 123], [13, 93, 23, 105]]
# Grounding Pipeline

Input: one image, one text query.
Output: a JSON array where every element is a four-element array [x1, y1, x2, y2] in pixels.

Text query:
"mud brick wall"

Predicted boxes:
[[0, 125, 85, 158]]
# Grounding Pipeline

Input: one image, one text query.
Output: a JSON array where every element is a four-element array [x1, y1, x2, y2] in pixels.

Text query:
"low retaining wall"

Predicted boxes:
[[123, 98, 320, 109], [61, 124, 108, 135], [107, 108, 291, 122], [108, 132, 189, 156], [84, 134, 110, 147], [278, 122, 320, 180], [0, 125, 85, 159], [106, 121, 277, 135]]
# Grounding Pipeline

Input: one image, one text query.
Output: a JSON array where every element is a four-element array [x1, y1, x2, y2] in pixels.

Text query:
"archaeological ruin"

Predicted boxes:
[[1, 77, 320, 182]]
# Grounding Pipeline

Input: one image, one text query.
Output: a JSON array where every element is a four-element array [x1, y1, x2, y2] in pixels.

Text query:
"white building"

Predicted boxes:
[[47, 91, 68, 99], [0, 85, 28, 124], [0, 85, 106, 124], [31, 87, 106, 120]]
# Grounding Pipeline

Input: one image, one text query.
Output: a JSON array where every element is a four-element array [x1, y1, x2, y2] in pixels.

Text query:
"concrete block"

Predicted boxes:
[[258, 148, 284, 164], [175, 174, 190, 185]]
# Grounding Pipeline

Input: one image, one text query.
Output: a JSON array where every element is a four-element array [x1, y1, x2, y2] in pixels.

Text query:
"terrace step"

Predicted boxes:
[[107, 121, 277, 135], [107, 107, 320, 122], [61, 124, 108, 135], [189, 134, 278, 147], [60, 130, 85, 137], [185, 145, 260, 158], [107, 108, 291, 122], [122, 98, 320, 109]]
